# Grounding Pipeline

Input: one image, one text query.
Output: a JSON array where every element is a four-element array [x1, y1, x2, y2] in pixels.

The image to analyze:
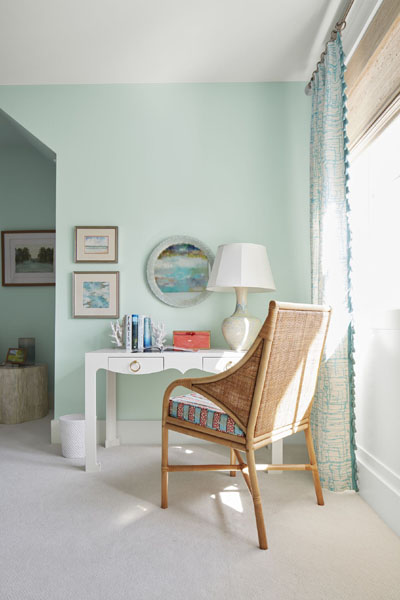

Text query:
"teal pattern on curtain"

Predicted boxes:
[[310, 34, 358, 492]]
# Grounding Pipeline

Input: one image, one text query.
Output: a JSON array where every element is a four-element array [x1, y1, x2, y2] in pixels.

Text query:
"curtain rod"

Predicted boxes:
[[304, 0, 355, 95]]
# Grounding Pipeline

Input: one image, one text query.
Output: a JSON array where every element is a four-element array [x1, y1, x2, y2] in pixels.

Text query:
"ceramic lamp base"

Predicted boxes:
[[222, 288, 261, 351]]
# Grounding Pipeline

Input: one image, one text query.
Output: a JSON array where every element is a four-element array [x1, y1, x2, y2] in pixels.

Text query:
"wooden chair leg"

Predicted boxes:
[[304, 426, 324, 506], [234, 449, 252, 495], [161, 425, 169, 509], [246, 449, 268, 550], [230, 448, 236, 477]]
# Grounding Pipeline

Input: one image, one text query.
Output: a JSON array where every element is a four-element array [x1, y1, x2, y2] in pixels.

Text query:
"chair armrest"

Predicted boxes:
[[162, 378, 193, 422]]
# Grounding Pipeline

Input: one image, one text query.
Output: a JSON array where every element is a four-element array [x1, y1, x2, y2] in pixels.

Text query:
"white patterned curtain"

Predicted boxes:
[[310, 34, 358, 492]]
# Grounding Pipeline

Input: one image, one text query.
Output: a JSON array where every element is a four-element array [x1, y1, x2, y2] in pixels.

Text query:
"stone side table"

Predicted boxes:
[[0, 364, 48, 424]]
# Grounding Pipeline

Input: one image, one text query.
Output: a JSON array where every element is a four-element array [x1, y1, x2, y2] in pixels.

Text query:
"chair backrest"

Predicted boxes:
[[250, 301, 331, 439], [194, 301, 331, 440]]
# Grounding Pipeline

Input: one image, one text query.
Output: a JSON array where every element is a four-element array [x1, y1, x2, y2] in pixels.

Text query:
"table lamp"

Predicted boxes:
[[207, 243, 275, 351]]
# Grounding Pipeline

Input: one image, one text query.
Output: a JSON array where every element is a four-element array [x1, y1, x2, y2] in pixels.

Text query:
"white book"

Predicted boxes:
[[138, 315, 145, 352], [125, 314, 132, 352]]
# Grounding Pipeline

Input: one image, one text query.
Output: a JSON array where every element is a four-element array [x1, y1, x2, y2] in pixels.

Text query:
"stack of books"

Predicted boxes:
[[124, 315, 152, 352]]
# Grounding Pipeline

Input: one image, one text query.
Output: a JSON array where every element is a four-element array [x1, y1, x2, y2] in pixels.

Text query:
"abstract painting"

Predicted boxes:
[[155, 243, 209, 293], [147, 236, 214, 308], [73, 271, 119, 318], [83, 281, 110, 308]]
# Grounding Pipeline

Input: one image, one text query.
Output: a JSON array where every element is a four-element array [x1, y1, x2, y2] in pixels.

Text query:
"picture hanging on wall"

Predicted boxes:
[[72, 271, 119, 318], [146, 235, 214, 307], [74, 226, 118, 263], [1, 230, 56, 286]]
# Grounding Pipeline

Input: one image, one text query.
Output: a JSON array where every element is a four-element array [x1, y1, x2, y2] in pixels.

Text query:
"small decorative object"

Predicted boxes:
[[207, 243, 275, 351], [73, 271, 119, 318], [18, 337, 35, 364], [74, 226, 118, 263], [110, 320, 124, 347], [151, 321, 167, 350], [1, 230, 55, 286], [147, 235, 214, 308], [6, 347, 27, 365], [173, 331, 210, 350]]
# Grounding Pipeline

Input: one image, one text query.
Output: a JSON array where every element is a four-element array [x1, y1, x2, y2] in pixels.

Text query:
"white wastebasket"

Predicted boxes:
[[59, 413, 85, 458]]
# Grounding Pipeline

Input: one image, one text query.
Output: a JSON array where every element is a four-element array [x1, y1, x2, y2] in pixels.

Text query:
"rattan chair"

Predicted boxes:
[[161, 301, 331, 549]]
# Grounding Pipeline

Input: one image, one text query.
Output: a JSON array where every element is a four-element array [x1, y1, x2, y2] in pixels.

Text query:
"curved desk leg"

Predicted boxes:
[[105, 371, 120, 448], [85, 358, 101, 472]]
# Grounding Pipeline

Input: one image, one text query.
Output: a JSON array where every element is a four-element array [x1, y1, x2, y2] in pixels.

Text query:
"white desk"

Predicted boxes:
[[85, 348, 283, 472]]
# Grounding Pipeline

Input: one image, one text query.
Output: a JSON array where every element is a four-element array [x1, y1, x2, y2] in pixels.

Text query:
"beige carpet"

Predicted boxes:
[[1, 415, 399, 600]]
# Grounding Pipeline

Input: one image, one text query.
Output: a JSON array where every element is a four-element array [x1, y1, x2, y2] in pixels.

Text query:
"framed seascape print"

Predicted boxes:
[[1, 230, 55, 286], [146, 236, 214, 308], [73, 271, 119, 318], [75, 226, 118, 263]]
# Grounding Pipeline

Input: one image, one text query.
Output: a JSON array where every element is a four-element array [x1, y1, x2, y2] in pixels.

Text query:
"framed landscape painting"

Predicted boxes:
[[73, 271, 119, 318], [75, 226, 118, 263], [1, 230, 56, 286]]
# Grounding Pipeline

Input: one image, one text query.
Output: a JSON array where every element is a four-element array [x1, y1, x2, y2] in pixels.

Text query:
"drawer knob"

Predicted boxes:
[[225, 361, 233, 371], [129, 360, 141, 373]]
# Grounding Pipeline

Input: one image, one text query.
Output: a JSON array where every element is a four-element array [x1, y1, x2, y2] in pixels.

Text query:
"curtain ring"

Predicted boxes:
[[336, 20, 346, 32]]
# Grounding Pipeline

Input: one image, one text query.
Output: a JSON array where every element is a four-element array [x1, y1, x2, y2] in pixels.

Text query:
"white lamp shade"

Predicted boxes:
[[207, 242, 276, 293]]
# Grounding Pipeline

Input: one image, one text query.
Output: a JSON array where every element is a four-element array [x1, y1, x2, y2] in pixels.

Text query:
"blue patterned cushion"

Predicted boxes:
[[169, 392, 244, 437]]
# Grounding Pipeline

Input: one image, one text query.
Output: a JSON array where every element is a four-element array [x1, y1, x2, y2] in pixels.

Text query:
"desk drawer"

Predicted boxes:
[[108, 357, 164, 375], [202, 357, 239, 374]]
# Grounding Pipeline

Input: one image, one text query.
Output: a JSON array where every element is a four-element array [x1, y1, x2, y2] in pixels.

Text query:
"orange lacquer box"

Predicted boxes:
[[173, 331, 210, 350]]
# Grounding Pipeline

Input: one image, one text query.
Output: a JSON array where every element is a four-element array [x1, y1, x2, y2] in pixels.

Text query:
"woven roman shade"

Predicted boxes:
[[346, 0, 400, 150]]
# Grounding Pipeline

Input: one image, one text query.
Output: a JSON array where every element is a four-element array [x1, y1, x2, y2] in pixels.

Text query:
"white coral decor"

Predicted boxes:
[[151, 321, 167, 350], [110, 319, 124, 347]]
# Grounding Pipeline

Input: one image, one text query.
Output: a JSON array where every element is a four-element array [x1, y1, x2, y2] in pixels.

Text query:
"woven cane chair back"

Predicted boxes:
[[194, 341, 263, 431], [253, 302, 331, 438], [193, 301, 330, 439]]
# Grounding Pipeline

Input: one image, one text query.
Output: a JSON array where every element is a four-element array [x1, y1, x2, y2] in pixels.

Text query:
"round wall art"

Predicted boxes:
[[147, 236, 214, 307]]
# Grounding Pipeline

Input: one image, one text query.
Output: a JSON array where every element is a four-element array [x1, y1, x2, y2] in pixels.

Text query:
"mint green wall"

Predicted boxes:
[[0, 144, 56, 396], [0, 84, 310, 420]]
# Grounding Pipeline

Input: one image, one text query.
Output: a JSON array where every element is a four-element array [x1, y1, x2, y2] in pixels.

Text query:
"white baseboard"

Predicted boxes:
[[51, 419, 210, 446], [51, 419, 296, 465], [357, 446, 400, 537]]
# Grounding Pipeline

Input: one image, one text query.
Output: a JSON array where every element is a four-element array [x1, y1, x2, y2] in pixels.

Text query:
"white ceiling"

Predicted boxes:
[[0, 0, 358, 85]]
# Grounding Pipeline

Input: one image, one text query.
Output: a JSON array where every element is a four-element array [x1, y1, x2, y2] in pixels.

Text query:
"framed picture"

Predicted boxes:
[[74, 226, 118, 263], [73, 271, 119, 318], [1, 230, 55, 286], [146, 236, 214, 308], [6, 348, 27, 365]]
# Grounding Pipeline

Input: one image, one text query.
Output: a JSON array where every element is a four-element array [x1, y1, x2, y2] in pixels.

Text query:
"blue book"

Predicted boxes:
[[144, 317, 152, 352], [132, 315, 139, 351]]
